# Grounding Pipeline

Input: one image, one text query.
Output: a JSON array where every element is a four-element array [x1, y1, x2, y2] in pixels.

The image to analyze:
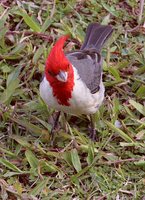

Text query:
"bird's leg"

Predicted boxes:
[[88, 114, 96, 141], [50, 111, 61, 144]]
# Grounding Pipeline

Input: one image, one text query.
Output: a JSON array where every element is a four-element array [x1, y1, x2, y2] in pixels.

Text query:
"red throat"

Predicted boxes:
[[45, 35, 74, 106], [48, 66, 74, 106]]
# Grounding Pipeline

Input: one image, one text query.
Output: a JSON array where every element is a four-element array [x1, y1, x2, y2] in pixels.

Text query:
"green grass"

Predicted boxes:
[[0, 0, 145, 199]]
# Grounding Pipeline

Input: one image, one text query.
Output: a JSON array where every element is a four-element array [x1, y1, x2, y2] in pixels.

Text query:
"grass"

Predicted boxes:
[[0, 0, 145, 199]]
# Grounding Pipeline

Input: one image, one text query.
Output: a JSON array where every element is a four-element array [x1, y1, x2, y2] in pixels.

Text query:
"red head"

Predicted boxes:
[[45, 35, 74, 106], [45, 35, 70, 82]]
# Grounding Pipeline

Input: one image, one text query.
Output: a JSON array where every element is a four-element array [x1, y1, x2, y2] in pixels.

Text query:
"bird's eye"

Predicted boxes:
[[48, 70, 56, 76]]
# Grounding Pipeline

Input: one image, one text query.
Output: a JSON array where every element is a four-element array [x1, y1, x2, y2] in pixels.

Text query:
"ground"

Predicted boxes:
[[0, 0, 145, 199]]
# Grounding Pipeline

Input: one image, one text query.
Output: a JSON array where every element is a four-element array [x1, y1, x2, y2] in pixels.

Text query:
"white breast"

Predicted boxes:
[[39, 67, 105, 115]]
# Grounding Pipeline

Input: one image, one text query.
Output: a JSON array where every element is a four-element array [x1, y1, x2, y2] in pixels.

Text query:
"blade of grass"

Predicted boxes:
[[105, 120, 134, 143], [0, 158, 22, 173], [29, 178, 48, 196], [25, 150, 39, 169], [129, 99, 145, 116], [18, 9, 41, 32], [71, 149, 82, 173]]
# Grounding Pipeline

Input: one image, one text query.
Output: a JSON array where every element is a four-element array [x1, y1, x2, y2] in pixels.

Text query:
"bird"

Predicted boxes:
[[40, 23, 113, 141]]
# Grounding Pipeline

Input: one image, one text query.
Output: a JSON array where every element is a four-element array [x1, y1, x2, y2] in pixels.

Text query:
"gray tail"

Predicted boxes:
[[81, 23, 113, 51]]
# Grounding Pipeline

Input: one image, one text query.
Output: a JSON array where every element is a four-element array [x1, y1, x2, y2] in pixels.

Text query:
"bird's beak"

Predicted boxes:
[[56, 71, 68, 82]]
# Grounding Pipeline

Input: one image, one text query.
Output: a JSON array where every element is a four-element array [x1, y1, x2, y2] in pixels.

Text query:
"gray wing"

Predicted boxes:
[[66, 49, 102, 94]]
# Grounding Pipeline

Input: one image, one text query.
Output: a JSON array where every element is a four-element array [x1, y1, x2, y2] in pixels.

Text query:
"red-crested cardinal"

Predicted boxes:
[[40, 23, 113, 140]]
